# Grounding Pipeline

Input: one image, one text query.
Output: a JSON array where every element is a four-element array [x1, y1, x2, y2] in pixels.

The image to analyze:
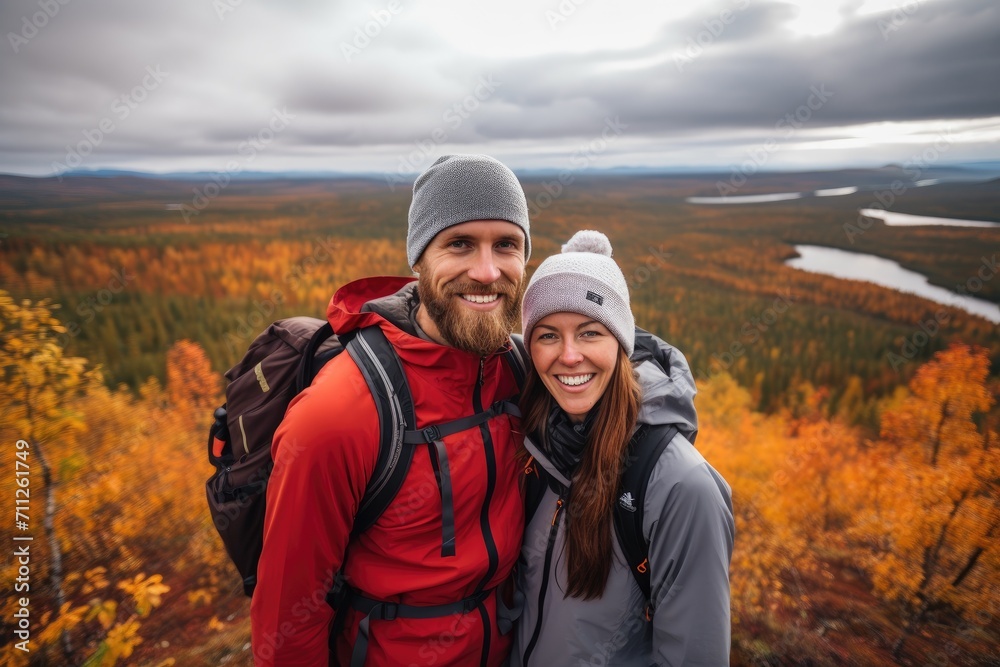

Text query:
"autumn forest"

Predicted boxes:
[[1, 170, 998, 665]]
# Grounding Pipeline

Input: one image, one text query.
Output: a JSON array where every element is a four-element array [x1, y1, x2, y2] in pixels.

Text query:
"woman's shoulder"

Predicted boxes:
[[640, 424, 702, 473], [641, 426, 731, 507]]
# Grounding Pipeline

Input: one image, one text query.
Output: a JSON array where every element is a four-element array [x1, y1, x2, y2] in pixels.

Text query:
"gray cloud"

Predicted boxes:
[[0, 0, 997, 174]]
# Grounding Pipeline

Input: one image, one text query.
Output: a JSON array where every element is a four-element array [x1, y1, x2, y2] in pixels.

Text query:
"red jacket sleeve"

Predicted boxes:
[[250, 358, 379, 666]]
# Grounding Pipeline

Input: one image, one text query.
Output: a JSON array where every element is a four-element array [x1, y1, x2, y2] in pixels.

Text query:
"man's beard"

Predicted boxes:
[[418, 275, 525, 356]]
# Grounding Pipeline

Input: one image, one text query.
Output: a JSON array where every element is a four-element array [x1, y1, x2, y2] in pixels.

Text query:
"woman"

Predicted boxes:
[[510, 230, 735, 666]]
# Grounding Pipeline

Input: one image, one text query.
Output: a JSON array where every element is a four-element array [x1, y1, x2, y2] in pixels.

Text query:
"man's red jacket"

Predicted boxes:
[[250, 276, 525, 665]]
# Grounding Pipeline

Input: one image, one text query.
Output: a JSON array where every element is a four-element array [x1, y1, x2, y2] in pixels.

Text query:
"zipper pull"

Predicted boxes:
[[551, 498, 564, 526], [524, 455, 537, 477], [478, 356, 486, 386]]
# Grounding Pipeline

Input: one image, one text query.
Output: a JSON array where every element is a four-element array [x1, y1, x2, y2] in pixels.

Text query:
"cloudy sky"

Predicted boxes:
[[2, 0, 998, 177]]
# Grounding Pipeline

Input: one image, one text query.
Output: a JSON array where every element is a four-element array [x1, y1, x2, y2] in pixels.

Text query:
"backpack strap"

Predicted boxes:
[[294, 321, 337, 392], [344, 326, 415, 537], [522, 455, 546, 527], [346, 324, 451, 556], [348, 588, 494, 667], [614, 423, 679, 619], [399, 399, 520, 558], [401, 400, 520, 445], [504, 334, 528, 389], [521, 424, 678, 615], [345, 327, 523, 557], [521, 439, 567, 529]]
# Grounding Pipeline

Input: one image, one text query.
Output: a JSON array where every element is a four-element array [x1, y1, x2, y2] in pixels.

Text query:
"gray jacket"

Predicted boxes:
[[509, 341, 735, 667]]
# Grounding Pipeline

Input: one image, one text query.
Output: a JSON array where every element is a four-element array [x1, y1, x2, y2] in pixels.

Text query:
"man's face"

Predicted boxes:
[[414, 220, 527, 356]]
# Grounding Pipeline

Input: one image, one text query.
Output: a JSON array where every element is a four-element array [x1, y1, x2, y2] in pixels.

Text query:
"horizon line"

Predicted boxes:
[[3, 159, 1000, 181]]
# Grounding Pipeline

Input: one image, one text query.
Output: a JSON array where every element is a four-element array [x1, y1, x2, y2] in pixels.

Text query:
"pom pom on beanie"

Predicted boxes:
[[562, 230, 612, 256]]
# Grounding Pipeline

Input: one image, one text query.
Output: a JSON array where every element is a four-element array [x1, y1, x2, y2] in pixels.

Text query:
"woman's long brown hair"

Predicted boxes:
[[520, 347, 642, 600]]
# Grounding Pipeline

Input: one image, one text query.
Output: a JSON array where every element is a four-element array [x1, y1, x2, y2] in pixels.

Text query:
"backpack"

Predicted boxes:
[[206, 316, 527, 597]]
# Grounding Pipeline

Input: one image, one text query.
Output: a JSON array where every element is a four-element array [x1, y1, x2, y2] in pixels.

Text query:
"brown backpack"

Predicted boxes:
[[206, 316, 342, 595]]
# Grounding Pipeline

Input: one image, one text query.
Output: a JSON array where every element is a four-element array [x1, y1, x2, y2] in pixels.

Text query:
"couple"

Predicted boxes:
[[250, 155, 735, 666]]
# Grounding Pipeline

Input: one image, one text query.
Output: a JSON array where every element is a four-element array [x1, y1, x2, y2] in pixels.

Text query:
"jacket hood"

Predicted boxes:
[[633, 329, 698, 444], [326, 275, 417, 336]]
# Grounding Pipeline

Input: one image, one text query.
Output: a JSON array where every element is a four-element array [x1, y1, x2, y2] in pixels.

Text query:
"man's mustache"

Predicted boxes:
[[444, 281, 519, 298]]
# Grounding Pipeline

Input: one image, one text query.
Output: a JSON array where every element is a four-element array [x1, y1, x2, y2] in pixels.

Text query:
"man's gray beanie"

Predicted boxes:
[[407, 154, 531, 268], [522, 230, 635, 356]]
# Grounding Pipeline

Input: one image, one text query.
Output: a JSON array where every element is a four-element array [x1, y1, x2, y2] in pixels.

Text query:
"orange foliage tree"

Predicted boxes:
[[693, 373, 818, 619], [166, 340, 219, 418], [0, 291, 222, 666], [0, 290, 96, 661], [847, 344, 999, 657]]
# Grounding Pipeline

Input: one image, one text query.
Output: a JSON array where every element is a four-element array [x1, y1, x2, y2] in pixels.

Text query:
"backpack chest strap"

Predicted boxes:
[[401, 399, 521, 558], [401, 399, 520, 445]]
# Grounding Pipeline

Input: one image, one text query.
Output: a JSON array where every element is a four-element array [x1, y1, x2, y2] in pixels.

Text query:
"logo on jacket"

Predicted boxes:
[[618, 491, 637, 512]]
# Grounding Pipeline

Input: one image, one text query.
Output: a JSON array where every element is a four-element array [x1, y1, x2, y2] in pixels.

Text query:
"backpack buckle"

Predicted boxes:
[[461, 589, 490, 614], [380, 602, 398, 621], [422, 426, 441, 443]]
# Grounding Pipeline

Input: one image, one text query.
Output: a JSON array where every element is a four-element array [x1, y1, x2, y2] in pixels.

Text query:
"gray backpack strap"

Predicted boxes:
[[343, 326, 414, 536], [504, 334, 527, 389]]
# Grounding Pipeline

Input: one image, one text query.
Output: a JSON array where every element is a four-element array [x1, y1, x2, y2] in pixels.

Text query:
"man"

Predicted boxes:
[[250, 154, 531, 666]]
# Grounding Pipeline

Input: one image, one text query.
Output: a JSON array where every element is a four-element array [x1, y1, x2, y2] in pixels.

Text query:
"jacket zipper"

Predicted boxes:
[[522, 496, 565, 666], [473, 354, 499, 666]]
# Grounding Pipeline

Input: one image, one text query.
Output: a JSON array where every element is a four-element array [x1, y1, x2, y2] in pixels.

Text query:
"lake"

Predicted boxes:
[[686, 192, 802, 204], [686, 186, 858, 204], [815, 187, 858, 197], [786, 245, 1000, 324], [686, 178, 955, 205], [859, 209, 1000, 228]]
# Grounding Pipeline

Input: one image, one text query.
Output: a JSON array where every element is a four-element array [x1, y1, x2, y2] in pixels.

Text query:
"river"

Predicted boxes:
[[786, 245, 1000, 324]]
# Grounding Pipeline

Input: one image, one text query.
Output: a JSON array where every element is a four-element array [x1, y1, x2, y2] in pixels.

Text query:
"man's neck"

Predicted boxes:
[[415, 304, 449, 347]]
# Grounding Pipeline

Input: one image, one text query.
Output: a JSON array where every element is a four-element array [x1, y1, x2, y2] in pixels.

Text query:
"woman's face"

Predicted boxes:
[[529, 311, 621, 423]]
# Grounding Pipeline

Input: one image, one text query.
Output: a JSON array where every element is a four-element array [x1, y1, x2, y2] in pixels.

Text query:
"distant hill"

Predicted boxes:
[[52, 167, 383, 181], [5, 162, 998, 187]]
